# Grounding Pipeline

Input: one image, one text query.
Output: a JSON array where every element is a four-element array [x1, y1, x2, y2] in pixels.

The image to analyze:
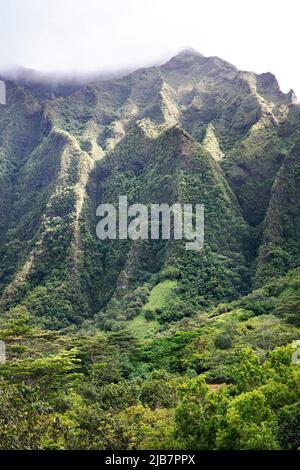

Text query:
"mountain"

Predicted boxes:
[[0, 50, 299, 450], [0, 49, 299, 329]]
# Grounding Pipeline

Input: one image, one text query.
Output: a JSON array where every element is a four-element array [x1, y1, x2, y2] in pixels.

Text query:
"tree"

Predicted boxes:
[[216, 389, 279, 450], [0, 379, 51, 449], [175, 376, 227, 449]]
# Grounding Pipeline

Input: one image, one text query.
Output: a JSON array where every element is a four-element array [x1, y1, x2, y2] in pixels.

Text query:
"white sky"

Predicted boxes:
[[0, 0, 299, 95]]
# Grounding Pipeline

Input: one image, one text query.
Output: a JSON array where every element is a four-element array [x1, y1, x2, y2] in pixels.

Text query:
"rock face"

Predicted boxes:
[[0, 50, 299, 328]]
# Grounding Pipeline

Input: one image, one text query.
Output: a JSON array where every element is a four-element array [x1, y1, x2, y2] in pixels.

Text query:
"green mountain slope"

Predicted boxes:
[[0, 50, 299, 328], [0, 50, 299, 450]]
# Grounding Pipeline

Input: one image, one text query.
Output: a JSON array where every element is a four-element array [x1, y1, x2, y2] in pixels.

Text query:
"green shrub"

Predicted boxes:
[[214, 333, 233, 350]]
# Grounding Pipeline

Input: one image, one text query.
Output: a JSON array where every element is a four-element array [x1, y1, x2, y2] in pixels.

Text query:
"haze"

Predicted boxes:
[[0, 0, 299, 96]]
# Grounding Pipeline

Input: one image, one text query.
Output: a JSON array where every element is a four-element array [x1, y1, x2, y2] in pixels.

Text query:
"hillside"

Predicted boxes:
[[0, 50, 299, 450], [1, 50, 300, 327]]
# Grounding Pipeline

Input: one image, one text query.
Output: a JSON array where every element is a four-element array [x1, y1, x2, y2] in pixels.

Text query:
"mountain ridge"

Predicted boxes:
[[0, 50, 300, 328], [0, 50, 299, 451]]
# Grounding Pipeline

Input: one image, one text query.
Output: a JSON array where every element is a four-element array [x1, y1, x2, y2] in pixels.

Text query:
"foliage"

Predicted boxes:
[[0, 51, 299, 450]]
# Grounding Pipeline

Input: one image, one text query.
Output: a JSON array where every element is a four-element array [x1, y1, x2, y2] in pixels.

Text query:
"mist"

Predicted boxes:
[[0, 0, 300, 96]]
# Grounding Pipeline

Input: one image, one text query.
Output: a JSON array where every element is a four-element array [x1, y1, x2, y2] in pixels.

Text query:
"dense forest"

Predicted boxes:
[[0, 50, 299, 449]]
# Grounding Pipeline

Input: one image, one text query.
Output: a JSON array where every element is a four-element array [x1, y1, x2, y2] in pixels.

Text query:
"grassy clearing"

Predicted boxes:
[[127, 314, 160, 342], [127, 280, 177, 341]]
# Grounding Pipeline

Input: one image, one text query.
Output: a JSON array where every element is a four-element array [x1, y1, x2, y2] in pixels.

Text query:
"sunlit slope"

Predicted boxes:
[[0, 50, 299, 327]]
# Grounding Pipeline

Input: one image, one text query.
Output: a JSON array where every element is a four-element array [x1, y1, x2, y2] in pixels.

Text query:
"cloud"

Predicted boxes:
[[0, 0, 299, 96]]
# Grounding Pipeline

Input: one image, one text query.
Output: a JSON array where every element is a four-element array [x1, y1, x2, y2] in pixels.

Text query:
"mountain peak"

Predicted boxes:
[[162, 48, 205, 70], [174, 48, 204, 59]]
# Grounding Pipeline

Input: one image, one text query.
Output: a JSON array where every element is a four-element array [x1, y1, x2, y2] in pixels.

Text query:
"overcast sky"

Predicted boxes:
[[0, 0, 299, 95]]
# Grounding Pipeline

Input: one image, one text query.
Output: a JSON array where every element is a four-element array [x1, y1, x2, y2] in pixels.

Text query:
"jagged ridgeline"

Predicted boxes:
[[0, 50, 299, 328]]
